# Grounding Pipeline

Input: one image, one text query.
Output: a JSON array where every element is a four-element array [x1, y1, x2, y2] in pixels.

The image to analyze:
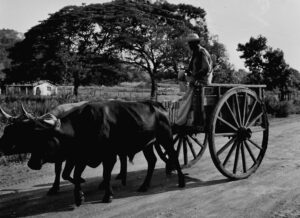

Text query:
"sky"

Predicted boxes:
[[1, 0, 300, 71]]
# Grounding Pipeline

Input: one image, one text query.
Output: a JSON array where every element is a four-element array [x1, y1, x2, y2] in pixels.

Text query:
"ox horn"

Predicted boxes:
[[0, 106, 14, 121], [21, 104, 34, 119]]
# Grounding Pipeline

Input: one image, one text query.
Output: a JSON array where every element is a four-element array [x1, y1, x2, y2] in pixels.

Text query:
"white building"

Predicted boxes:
[[6, 80, 58, 96]]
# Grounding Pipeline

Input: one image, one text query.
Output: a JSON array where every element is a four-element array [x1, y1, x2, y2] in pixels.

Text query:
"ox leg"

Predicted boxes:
[[62, 159, 85, 184], [102, 155, 117, 203], [99, 154, 127, 190], [73, 163, 86, 206], [116, 154, 127, 186], [157, 124, 185, 188], [165, 146, 185, 188], [47, 161, 62, 195], [138, 146, 157, 192]]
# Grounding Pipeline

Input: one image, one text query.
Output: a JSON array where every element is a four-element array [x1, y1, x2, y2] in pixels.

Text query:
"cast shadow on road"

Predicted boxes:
[[0, 168, 232, 218]]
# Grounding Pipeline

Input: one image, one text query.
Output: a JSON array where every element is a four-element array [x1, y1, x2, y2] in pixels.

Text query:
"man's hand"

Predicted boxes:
[[194, 80, 207, 86]]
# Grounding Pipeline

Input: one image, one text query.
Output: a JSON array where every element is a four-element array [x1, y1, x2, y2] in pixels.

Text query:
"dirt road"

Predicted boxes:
[[1, 115, 300, 218]]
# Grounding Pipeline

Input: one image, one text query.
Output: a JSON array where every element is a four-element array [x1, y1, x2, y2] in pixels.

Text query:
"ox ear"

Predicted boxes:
[[21, 104, 35, 119], [0, 106, 16, 122]]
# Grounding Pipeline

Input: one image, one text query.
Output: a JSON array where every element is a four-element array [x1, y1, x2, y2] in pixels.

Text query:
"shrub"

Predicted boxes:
[[274, 101, 293, 117], [264, 94, 279, 115], [264, 94, 294, 117]]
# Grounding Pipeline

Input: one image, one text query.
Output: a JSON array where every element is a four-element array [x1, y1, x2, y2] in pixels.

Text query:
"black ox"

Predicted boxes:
[[0, 102, 128, 194], [0, 100, 185, 206]]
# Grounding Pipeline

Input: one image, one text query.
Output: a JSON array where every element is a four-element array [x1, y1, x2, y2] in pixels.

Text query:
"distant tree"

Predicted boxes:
[[263, 48, 290, 100], [237, 35, 267, 84], [208, 35, 241, 84], [0, 29, 22, 82], [287, 68, 300, 89], [237, 35, 292, 100], [235, 69, 249, 83]]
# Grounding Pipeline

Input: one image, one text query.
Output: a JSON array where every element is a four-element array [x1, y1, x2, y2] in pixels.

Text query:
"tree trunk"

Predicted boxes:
[[150, 73, 157, 100], [73, 72, 80, 97], [279, 88, 285, 101], [172, 60, 179, 77]]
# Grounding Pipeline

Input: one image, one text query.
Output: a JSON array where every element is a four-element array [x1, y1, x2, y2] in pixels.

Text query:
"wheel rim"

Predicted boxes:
[[155, 132, 208, 168], [209, 88, 269, 179]]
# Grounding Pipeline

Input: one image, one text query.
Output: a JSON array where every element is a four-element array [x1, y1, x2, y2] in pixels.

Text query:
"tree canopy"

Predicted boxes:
[[0, 29, 23, 82], [5, 0, 213, 96], [237, 35, 298, 100]]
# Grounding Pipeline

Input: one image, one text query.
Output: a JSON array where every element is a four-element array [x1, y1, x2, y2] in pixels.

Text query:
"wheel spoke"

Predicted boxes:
[[215, 132, 237, 137], [235, 93, 242, 127], [189, 134, 204, 148], [247, 139, 262, 150], [245, 99, 257, 127], [217, 136, 236, 156], [225, 101, 240, 128], [233, 141, 241, 174], [241, 141, 247, 173], [247, 112, 263, 128], [176, 137, 182, 157], [242, 93, 248, 126], [186, 136, 197, 158], [248, 126, 265, 133], [183, 137, 188, 165], [244, 140, 257, 164], [217, 116, 238, 131], [173, 134, 180, 144], [223, 139, 238, 167]]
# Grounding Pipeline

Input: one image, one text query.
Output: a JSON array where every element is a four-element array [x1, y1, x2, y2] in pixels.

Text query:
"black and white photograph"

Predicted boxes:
[[0, 0, 300, 217]]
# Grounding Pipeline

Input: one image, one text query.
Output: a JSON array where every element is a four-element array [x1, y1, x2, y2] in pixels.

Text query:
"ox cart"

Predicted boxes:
[[155, 83, 269, 180]]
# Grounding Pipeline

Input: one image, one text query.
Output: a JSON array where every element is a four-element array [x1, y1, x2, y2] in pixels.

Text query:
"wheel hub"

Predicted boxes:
[[237, 127, 252, 140]]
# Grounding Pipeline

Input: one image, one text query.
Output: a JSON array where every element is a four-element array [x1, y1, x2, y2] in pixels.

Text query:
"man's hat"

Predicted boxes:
[[186, 33, 201, 42]]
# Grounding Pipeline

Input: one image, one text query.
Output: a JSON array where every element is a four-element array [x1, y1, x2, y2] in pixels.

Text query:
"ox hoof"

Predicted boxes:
[[102, 195, 113, 203], [47, 187, 60, 196], [178, 177, 186, 188], [74, 191, 85, 207]]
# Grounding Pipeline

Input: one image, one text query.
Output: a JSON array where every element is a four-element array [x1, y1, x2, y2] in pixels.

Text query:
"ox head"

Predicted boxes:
[[0, 105, 35, 154], [0, 106, 62, 170]]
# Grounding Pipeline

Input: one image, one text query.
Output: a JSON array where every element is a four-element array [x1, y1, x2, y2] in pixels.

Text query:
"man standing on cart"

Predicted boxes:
[[176, 33, 213, 127]]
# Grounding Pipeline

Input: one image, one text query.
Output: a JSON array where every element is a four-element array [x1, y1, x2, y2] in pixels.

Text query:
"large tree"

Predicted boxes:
[[6, 0, 210, 97], [104, 0, 209, 97]]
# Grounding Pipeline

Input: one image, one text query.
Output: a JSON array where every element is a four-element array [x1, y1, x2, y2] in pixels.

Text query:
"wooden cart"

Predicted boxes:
[[156, 83, 269, 180]]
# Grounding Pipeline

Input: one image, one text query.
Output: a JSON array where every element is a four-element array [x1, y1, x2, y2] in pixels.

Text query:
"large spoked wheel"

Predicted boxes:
[[208, 87, 269, 179], [155, 131, 208, 168]]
